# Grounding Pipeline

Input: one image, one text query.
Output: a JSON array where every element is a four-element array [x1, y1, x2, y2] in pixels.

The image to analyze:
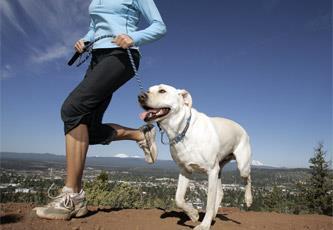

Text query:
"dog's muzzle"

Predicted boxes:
[[138, 92, 148, 104]]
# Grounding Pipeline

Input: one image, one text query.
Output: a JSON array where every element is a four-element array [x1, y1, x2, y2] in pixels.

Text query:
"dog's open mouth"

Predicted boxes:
[[140, 106, 170, 122]]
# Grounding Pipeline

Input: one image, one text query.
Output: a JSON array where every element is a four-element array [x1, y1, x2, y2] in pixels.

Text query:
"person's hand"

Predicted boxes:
[[112, 34, 134, 49], [74, 39, 85, 53]]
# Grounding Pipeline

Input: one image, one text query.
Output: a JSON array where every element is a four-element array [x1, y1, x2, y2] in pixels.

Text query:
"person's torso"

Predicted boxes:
[[89, 0, 141, 49]]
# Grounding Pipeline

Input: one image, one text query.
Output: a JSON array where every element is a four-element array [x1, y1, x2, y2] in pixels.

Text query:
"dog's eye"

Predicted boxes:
[[158, 89, 166, 94]]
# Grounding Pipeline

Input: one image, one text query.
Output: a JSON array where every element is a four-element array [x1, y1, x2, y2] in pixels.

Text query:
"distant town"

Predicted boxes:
[[0, 151, 332, 215]]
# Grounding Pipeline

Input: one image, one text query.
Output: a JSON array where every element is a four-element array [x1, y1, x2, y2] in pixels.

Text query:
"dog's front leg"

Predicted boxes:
[[194, 167, 219, 230], [175, 171, 199, 222]]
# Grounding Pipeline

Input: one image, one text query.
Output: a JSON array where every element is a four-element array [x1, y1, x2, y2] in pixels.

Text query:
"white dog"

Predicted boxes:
[[138, 84, 252, 230]]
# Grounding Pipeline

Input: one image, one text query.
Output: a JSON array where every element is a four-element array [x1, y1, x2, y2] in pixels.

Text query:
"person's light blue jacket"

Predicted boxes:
[[82, 0, 167, 49]]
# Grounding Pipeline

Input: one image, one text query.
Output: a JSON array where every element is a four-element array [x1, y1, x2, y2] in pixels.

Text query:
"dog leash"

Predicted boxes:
[[67, 34, 144, 92], [68, 35, 193, 147], [157, 110, 192, 145]]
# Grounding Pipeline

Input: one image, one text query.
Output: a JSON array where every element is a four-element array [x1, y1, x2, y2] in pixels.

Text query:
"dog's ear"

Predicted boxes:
[[178, 89, 192, 108]]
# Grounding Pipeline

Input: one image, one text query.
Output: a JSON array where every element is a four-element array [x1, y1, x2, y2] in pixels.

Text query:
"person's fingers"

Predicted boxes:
[[74, 40, 85, 53], [76, 35, 134, 50], [113, 36, 122, 47], [112, 36, 120, 44], [117, 35, 125, 45], [119, 40, 127, 48], [112, 35, 133, 48], [79, 40, 86, 52], [79, 39, 85, 47], [74, 43, 80, 53], [74, 43, 82, 53]]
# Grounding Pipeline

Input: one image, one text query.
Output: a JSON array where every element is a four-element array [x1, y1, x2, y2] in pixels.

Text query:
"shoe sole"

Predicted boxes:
[[75, 206, 89, 218], [35, 206, 88, 220]]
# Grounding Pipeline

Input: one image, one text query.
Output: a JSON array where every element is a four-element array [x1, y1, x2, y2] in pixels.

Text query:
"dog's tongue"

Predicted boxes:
[[139, 109, 159, 121], [139, 111, 149, 121]]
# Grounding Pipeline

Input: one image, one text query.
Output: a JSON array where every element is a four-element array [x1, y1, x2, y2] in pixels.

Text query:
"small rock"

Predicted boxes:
[[95, 225, 102, 230]]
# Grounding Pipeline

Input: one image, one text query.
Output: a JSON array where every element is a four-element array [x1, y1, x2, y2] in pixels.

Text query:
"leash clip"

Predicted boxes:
[[160, 130, 170, 145]]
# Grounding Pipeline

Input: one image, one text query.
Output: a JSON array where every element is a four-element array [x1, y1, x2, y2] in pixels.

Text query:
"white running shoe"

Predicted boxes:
[[34, 185, 88, 220], [137, 124, 158, 164]]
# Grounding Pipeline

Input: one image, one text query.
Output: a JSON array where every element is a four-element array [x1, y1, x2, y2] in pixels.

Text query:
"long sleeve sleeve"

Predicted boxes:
[[128, 0, 167, 46], [82, 20, 95, 42]]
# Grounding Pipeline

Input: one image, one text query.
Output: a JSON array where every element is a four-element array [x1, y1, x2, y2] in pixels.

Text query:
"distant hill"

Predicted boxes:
[[1, 152, 312, 184], [0, 151, 178, 173], [0, 151, 302, 173]]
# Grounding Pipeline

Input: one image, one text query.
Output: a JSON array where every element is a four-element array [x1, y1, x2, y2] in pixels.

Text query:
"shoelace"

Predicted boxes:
[[141, 125, 153, 147], [47, 183, 74, 209]]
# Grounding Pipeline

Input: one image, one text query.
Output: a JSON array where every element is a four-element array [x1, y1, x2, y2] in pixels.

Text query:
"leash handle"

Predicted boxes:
[[67, 52, 81, 66], [67, 41, 91, 66]]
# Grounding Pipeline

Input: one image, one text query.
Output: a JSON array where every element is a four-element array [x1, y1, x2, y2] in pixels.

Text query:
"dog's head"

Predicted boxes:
[[138, 84, 192, 123]]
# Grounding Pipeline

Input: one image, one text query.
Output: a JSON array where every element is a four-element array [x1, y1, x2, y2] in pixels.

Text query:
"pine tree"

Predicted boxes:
[[306, 143, 333, 215], [264, 185, 285, 212]]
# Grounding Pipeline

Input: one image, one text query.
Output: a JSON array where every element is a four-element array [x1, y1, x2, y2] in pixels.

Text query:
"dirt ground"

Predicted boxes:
[[0, 203, 332, 230]]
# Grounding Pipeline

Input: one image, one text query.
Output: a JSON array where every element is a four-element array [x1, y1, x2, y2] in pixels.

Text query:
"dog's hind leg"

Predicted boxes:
[[175, 171, 199, 222], [213, 177, 223, 219], [213, 155, 234, 218], [233, 137, 253, 207], [243, 175, 252, 207]]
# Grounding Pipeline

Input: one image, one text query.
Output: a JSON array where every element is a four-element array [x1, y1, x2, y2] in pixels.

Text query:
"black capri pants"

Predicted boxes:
[[61, 48, 140, 145]]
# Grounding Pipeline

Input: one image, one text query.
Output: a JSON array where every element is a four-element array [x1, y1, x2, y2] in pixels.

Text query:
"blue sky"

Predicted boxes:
[[1, 0, 332, 168]]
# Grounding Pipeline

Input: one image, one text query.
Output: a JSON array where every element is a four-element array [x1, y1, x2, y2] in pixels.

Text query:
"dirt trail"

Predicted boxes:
[[1, 203, 332, 230]]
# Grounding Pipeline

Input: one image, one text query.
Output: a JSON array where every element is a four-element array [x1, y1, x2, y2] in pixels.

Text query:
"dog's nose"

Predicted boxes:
[[138, 92, 148, 103]]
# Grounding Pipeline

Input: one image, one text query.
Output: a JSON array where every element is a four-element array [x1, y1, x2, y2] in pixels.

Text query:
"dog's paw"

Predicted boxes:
[[187, 208, 199, 223], [193, 224, 210, 230]]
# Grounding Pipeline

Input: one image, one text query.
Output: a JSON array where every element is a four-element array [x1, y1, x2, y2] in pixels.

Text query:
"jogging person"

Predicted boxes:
[[34, 0, 166, 220]]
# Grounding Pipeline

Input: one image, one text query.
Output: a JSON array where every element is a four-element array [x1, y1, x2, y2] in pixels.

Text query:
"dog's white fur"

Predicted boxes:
[[141, 84, 252, 230]]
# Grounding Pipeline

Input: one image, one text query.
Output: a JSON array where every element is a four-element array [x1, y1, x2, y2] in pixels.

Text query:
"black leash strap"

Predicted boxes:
[[67, 41, 91, 66]]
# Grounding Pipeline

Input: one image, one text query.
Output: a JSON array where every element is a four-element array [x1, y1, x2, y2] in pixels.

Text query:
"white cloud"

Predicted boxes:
[[31, 44, 69, 63], [11, 0, 91, 65], [1, 0, 27, 35], [16, 0, 90, 44], [2, 0, 93, 69]]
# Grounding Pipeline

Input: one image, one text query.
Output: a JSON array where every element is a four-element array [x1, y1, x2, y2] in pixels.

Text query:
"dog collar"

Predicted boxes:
[[157, 111, 192, 145]]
